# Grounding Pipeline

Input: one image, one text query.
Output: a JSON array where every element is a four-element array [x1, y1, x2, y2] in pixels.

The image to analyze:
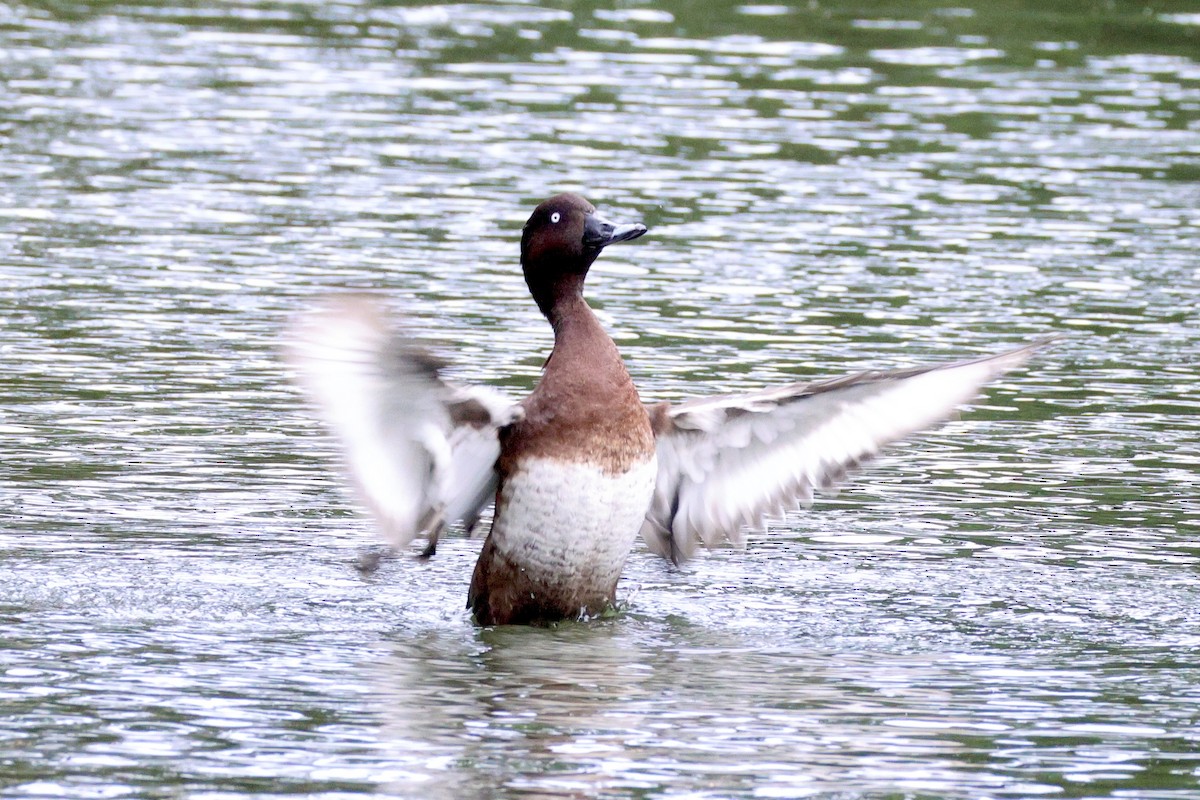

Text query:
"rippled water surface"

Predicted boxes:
[[3, 0, 1200, 797]]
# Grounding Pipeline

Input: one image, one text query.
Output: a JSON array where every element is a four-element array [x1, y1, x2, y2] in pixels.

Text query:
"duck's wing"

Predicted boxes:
[[284, 295, 522, 554], [641, 338, 1056, 564]]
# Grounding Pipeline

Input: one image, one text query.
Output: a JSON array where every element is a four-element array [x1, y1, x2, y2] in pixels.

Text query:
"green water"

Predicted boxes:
[[2, 1, 1199, 797]]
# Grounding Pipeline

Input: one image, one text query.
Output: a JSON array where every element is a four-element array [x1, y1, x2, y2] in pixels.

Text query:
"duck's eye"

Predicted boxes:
[[550, 212, 561, 224]]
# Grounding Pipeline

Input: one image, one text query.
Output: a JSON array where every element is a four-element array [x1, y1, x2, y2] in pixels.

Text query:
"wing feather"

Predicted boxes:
[[642, 338, 1057, 563], [285, 295, 520, 552]]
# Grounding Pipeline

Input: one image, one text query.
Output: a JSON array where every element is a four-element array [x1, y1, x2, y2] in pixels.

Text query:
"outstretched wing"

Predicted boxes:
[[642, 338, 1056, 564], [285, 295, 521, 553]]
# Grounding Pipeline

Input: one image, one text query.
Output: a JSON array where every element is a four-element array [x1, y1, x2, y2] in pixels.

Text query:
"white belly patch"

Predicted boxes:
[[491, 456, 657, 593]]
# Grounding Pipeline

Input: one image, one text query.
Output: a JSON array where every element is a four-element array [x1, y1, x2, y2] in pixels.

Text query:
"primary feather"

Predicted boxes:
[[641, 339, 1056, 564], [284, 295, 521, 552], [287, 296, 1055, 567]]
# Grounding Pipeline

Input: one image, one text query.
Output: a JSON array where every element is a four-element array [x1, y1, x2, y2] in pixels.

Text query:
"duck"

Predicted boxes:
[[286, 192, 1055, 626]]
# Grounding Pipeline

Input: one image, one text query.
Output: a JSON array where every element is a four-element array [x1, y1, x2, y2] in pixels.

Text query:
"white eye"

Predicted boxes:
[[550, 212, 561, 223]]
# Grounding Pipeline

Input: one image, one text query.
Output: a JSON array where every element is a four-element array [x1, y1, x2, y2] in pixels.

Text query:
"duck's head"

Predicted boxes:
[[520, 193, 647, 320]]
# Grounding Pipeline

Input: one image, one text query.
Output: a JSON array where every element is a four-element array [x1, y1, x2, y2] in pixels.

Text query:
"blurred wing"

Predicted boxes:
[[642, 338, 1056, 563], [285, 295, 521, 551]]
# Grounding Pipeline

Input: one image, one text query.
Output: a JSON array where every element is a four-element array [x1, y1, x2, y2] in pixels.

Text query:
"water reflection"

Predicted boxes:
[[374, 609, 1200, 798]]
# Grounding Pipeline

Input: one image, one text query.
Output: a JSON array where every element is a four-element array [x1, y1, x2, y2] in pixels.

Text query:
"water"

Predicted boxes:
[[3, 0, 1199, 797]]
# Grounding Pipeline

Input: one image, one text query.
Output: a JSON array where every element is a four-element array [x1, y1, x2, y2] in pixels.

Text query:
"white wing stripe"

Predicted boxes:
[[644, 339, 1055, 563], [285, 295, 518, 551]]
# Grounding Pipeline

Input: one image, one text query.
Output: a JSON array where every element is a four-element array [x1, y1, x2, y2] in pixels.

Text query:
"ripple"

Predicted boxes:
[[3, 0, 1198, 797]]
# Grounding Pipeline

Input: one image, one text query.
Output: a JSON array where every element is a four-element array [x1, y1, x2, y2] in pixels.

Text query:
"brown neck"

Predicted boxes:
[[541, 290, 622, 385], [523, 249, 599, 323], [547, 283, 594, 336]]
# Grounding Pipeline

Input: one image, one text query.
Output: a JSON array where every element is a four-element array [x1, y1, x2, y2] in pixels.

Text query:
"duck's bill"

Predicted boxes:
[[583, 212, 648, 249]]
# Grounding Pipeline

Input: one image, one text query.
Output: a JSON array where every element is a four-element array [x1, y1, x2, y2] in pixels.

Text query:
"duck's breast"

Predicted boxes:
[[490, 453, 657, 595]]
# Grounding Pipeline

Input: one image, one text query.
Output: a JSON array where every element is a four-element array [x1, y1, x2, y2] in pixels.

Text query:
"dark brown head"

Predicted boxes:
[[520, 193, 647, 320]]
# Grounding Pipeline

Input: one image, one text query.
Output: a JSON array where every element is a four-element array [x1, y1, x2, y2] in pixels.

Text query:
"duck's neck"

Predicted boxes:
[[544, 279, 593, 336]]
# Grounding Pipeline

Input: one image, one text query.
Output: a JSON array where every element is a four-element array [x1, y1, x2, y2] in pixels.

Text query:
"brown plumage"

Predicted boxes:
[[286, 193, 1058, 627], [468, 194, 654, 625]]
